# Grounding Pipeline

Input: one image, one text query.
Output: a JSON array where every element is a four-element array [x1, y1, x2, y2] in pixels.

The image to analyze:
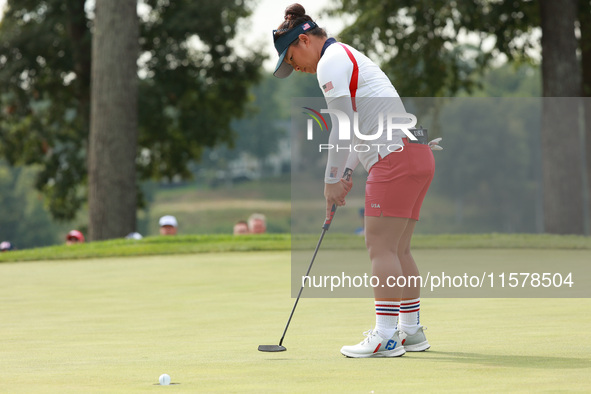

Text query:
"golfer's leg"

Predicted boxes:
[[398, 219, 420, 299], [340, 216, 409, 358], [365, 216, 409, 300], [397, 219, 429, 350], [364, 216, 409, 340], [398, 219, 422, 333]]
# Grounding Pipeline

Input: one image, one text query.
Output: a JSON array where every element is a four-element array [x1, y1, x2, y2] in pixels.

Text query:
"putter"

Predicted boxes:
[[258, 168, 353, 352]]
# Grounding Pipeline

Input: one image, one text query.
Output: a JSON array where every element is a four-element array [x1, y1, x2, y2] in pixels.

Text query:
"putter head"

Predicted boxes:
[[258, 345, 287, 352]]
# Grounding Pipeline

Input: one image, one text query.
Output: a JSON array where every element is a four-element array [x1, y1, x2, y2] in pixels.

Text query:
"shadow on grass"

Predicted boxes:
[[419, 351, 591, 369]]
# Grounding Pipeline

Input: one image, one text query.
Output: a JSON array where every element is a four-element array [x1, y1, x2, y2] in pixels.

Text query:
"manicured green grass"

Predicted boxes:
[[1, 233, 589, 263], [295, 232, 591, 251], [0, 250, 590, 393], [0, 234, 291, 263]]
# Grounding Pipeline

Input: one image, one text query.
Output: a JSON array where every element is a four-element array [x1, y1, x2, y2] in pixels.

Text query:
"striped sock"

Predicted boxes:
[[400, 298, 421, 335], [374, 300, 399, 339]]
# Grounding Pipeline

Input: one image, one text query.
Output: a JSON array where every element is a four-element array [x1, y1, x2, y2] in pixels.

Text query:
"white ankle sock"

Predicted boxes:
[[374, 300, 399, 339], [399, 298, 421, 335]]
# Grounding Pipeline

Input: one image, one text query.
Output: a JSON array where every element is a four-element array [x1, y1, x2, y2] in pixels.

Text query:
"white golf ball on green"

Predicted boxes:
[[159, 374, 171, 385]]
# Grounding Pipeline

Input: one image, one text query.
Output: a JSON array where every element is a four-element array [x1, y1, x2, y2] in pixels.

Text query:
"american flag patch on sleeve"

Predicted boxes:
[[322, 81, 334, 93]]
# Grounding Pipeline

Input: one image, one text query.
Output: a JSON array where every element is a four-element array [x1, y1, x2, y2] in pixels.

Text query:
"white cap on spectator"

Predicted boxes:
[[159, 215, 178, 228], [125, 232, 143, 240]]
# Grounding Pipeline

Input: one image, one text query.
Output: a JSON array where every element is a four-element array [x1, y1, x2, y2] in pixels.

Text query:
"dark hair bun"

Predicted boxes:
[[285, 3, 306, 20]]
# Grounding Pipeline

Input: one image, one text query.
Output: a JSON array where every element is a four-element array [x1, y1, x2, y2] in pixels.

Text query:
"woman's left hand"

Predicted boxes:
[[324, 178, 353, 221]]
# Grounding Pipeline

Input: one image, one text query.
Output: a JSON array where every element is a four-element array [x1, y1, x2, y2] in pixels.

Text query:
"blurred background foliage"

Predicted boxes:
[[0, 0, 264, 221], [1, 62, 547, 246], [0, 0, 588, 248]]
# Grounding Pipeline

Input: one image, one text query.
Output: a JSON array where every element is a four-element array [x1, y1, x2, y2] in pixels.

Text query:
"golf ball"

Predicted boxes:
[[159, 374, 171, 385]]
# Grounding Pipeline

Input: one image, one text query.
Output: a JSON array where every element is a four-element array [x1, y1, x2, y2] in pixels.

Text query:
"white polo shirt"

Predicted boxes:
[[317, 42, 409, 182]]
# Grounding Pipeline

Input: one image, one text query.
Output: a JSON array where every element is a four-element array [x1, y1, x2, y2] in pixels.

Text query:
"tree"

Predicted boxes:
[[0, 0, 264, 233], [136, 0, 264, 181], [330, 0, 589, 234], [580, 0, 591, 231], [539, 0, 583, 234], [0, 0, 91, 220], [329, 0, 499, 97], [0, 161, 64, 248], [196, 72, 323, 183], [232, 76, 285, 170], [88, 0, 138, 240], [0, 164, 25, 245]]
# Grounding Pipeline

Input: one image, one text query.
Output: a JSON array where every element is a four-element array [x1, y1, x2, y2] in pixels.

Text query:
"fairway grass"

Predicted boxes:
[[1, 250, 590, 393]]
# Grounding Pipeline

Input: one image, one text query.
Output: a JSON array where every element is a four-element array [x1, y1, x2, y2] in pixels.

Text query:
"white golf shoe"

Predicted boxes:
[[340, 329, 406, 358], [400, 326, 430, 351]]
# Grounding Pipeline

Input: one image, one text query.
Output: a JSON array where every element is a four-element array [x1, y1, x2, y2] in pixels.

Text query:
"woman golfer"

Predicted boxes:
[[273, 4, 440, 358]]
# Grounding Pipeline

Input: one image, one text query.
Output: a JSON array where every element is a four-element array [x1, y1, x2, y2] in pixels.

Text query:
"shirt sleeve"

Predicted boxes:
[[317, 46, 361, 184], [317, 45, 354, 103], [322, 97, 360, 183]]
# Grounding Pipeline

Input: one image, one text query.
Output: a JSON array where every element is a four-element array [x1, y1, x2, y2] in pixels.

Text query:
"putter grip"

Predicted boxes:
[[322, 168, 353, 230]]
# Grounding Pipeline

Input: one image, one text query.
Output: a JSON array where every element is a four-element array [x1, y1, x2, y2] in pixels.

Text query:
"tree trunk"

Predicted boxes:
[[539, 0, 584, 234], [579, 0, 591, 234], [88, 0, 139, 241]]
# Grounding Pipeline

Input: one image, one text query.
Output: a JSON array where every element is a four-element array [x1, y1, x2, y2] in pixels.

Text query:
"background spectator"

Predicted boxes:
[[125, 232, 143, 240], [248, 213, 266, 234], [159, 215, 178, 236], [0, 241, 14, 252], [233, 220, 249, 235], [66, 230, 85, 245]]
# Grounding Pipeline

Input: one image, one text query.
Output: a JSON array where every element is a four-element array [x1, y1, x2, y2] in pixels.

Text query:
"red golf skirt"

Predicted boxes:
[[365, 141, 435, 220]]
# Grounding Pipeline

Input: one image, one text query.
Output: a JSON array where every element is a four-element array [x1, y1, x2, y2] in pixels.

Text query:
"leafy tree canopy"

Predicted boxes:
[[329, 0, 542, 97], [0, 0, 264, 220]]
